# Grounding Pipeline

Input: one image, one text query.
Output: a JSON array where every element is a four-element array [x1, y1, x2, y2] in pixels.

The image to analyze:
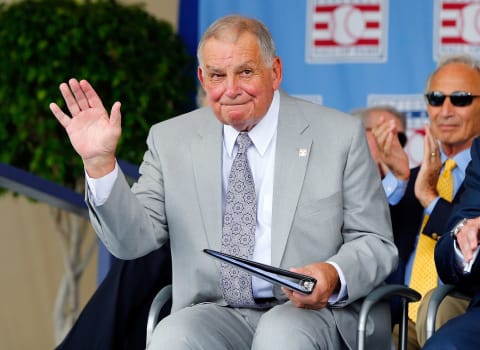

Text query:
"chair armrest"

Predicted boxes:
[[146, 284, 172, 347], [424, 284, 458, 340], [357, 284, 421, 350]]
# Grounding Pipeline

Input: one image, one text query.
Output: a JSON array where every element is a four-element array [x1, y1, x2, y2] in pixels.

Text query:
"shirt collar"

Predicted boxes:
[[440, 147, 471, 174], [223, 90, 280, 157]]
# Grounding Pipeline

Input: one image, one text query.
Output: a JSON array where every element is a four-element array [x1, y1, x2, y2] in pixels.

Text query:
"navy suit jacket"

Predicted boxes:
[[435, 137, 480, 308], [55, 245, 172, 350], [388, 167, 465, 284]]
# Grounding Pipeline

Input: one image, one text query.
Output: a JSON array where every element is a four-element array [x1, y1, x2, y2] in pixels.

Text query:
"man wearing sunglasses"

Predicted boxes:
[[367, 54, 480, 349]]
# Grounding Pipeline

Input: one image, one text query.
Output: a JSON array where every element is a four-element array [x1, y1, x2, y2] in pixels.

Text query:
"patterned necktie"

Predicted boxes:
[[220, 132, 257, 307], [409, 158, 457, 322]]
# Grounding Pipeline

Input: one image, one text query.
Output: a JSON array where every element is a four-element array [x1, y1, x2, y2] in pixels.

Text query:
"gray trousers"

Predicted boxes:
[[148, 301, 344, 350]]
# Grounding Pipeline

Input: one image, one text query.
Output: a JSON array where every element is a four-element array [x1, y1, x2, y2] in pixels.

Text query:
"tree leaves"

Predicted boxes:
[[0, 0, 196, 189]]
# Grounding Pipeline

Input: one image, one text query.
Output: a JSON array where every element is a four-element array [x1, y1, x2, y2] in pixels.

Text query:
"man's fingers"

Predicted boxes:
[[110, 101, 122, 127], [80, 79, 106, 110], [382, 132, 393, 155], [423, 123, 440, 161], [69, 78, 90, 111], [59, 82, 82, 116], [49, 102, 71, 129], [466, 232, 479, 255], [459, 241, 473, 262], [373, 124, 391, 150], [457, 224, 479, 261]]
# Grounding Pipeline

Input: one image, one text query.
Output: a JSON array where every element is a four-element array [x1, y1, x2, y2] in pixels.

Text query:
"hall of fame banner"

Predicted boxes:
[[434, 0, 480, 60], [306, 0, 388, 63]]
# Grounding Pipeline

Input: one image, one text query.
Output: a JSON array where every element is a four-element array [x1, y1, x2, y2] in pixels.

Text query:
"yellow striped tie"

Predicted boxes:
[[408, 159, 456, 322]]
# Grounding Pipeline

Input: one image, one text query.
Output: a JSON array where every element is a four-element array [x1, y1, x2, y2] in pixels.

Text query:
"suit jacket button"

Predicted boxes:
[[432, 233, 439, 240]]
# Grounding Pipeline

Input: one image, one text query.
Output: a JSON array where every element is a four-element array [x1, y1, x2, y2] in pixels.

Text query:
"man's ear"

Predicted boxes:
[[197, 66, 205, 88], [271, 57, 283, 90]]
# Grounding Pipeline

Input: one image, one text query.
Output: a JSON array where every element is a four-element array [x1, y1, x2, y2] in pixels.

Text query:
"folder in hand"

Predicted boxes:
[[203, 248, 317, 295]]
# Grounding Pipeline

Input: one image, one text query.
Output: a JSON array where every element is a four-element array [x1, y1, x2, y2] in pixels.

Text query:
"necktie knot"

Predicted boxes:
[[236, 132, 252, 154], [443, 158, 457, 172]]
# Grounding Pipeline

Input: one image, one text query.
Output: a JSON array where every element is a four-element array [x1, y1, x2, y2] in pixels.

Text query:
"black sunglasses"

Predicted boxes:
[[425, 91, 480, 107]]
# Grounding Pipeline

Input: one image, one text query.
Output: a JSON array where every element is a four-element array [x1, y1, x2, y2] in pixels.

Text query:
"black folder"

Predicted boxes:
[[203, 249, 316, 295]]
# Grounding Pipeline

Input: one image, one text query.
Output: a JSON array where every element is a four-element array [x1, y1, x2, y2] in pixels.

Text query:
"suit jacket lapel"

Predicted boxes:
[[271, 94, 312, 266], [191, 113, 224, 251]]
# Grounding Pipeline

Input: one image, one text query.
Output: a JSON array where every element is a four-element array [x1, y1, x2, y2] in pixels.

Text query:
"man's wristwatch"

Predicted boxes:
[[451, 218, 468, 241]]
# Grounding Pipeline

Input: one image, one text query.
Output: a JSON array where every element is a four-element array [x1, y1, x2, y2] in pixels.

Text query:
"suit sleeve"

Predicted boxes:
[[87, 127, 170, 259], [435, 137, 480, 286], [423, 197, 459, 236], [446, 138, 480, 229], [435, 233, 480, 287], [328, 119, 398, 302]]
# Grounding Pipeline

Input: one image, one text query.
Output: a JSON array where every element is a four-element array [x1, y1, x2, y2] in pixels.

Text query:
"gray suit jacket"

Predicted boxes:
[[88, 92, 397, 349]]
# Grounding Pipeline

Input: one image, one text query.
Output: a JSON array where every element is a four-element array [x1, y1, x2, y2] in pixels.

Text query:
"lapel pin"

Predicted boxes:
[[298, 148, 308, 157]]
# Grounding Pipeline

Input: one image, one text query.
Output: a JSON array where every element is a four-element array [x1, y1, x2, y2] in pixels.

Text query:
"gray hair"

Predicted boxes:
[[197, 15, 277, 70], [351, 105, 407, 130], [424, 54, 480, 93]]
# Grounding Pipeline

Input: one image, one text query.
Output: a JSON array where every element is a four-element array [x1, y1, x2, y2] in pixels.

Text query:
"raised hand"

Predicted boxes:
[[414, 123, 442, 207], [49, 78, 122, 178], [371, 116, 410, 180]]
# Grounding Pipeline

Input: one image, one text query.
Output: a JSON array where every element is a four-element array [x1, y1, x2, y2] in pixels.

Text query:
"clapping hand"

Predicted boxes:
[[414, 123, 442, 208], [371, 116, 410, 181]]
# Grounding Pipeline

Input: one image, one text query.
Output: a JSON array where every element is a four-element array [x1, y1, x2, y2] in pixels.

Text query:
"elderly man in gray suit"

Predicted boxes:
[[50, 14, 397, 350]]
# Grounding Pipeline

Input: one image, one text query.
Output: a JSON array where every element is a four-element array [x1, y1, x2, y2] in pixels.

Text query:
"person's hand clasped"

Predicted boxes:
[[414, 123, 442, 207], [281, 262, 340, 310], [455, 217, 480, 263], [371, 116, 410, 181], [49, 78, 122, 178]]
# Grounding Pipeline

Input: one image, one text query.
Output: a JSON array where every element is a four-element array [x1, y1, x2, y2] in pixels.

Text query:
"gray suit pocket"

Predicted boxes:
[[295, 191, 342, 219]]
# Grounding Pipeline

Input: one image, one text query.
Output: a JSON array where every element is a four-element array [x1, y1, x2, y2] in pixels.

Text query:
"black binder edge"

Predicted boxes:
[[203, 249, 316, 294]]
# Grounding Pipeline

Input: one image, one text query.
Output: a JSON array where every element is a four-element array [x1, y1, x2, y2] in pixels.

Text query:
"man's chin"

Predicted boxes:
[[223, 110, 253, 123], [224, 116, 258, 131]]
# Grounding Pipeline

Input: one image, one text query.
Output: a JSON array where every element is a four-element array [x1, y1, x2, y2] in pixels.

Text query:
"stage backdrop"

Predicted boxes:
[[198, 0, 480, 166]]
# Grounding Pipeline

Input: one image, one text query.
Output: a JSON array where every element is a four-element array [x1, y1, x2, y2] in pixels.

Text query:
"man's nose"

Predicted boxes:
[[224, 75, 241, 97], [439, 97, 456, 116]]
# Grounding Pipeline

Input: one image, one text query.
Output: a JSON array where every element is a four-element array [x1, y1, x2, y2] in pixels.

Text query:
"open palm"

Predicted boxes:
[[50, 79, 121, 177]]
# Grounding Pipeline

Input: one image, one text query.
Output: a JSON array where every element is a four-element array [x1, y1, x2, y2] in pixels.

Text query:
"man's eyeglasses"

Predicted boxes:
[[425, 91, 480, 107], [366, 129, 408, 148]]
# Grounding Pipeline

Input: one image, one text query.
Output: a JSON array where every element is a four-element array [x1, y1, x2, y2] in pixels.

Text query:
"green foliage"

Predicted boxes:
[[0, 0, 196, 189]]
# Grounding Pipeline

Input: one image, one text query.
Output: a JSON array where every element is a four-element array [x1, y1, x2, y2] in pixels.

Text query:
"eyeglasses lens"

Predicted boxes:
[[426, 91, 475, 107], [450, 94, 473, 106]]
